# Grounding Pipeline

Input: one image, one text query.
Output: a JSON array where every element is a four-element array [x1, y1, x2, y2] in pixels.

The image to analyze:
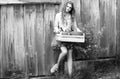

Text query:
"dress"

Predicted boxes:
[[54, 12, 80, 33], [51, 12, 81, 49]]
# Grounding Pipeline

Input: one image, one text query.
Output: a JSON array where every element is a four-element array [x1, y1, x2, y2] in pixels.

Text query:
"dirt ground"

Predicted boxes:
[[53, 59, 120, 79]]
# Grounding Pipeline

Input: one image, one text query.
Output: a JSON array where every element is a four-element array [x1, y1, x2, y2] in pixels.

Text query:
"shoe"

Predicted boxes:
[[50, 64, 58, 74]]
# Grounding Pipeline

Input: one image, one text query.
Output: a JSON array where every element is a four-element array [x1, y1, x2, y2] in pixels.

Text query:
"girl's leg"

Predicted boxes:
[[50, 46, 68, 73], [67, 49, 73, 77]]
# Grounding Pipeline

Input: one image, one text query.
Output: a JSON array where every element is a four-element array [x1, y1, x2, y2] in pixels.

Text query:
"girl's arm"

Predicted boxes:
[[72, 18, 82, 32], [54, 13, 61, 34]]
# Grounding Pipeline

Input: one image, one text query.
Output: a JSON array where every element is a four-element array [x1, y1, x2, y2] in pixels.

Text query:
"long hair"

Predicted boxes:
[[61, 1, 76, 23]]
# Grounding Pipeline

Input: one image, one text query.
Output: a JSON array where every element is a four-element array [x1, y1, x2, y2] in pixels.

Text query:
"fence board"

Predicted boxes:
[[0, 6, 6, 78], [24, 5, 37, 76], [99, 0, 116, 57], [1, 6, 8, 77], [99, 0, 108, 57], [44, 4, 56, 75], [0, 0, 61, 5], [72, 0, 81, 25], [20, 0, 61, 3], [81, 0, 100, 26], [35, 4, 46, 75], [90, 0, 100, 35], [0, 5, 16, 77], [116, 0, 120, 55], [6, 5, 15, 77], [108, 0, 116, 56], [13, 5, 26, 74], [81, 0, 91, 25], [0, 6, 2, 78]]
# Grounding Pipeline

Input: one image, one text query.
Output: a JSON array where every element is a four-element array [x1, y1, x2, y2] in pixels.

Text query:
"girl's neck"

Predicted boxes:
[[64, 12, 71, 16]]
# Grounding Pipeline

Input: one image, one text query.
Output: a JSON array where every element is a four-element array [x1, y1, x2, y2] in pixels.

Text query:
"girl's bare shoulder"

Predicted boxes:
[[56, 12, 62, 17]]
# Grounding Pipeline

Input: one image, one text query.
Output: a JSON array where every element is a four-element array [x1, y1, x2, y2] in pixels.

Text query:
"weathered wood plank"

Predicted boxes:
[[0, 5, 16, 77], [13, 5, 26, 74], [0, 5, 6, 78], [0, 5, 2, 78], [35, 4, 46, 75], [99, 0, 108, 57], [72, 0, 81, 26], [44, 4, 56, 75], [108, 0, 116, 56], [1, 6, 8, 77], [116, 0, 120, 56], [0, 0, 61, 5], [99, 0, 116, 57], [81, 0, 91, 25], [24, 5, 37, 76], [88, 0, 100, 58], [30, 76, 56, 79], [1, 6, 7, 77], [0, 0, 24, 4], [20, 0, 61, 3], [81, 0, 100, 26], [90, 0, 100, 35], [5, 5, 15, 77]]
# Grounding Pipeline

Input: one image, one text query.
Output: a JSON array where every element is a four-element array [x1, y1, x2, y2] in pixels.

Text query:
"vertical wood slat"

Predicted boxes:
[[6, 5, 15, 77], [99, 0, 109, 57], [13, 5, 26, 73], [0, 5, 2, 78], [1, 6, 6, 77], [108, 0, 116, 56], [81, 0, 100, 27], [0, 5, 15, 77], [90, 0, 100, 35], [81, 0, 91, 25], [116, 0, 120, 55], [72, 0, 81, 25], [35, 4, 46, 75], [1, 6, 9, 77], [99, 0, 116, 57], [0, 6, 6, 78], [44, 4, 56, 75], [89, 0, 100, 57], [24, 5, 37, 76]]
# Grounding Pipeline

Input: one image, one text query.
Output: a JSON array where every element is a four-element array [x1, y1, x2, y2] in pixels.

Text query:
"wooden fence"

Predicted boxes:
[[0, 3, 60, 77], [0, 0, 120, 78]]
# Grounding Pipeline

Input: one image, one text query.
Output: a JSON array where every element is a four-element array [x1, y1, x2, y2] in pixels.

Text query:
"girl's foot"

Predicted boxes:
[[50, 64, 58, 74]]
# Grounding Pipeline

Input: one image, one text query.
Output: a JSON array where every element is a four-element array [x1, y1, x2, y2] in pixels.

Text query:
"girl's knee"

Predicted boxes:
[[61, 46, 67, 54]]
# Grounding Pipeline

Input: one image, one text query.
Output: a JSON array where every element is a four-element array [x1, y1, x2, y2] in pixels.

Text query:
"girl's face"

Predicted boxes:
[[65, 3, 72, 13]]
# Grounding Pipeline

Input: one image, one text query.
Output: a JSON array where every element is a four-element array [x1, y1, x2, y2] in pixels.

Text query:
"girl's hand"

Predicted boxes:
[[64, 28, 71, 32], [54, 29, 62, 34]]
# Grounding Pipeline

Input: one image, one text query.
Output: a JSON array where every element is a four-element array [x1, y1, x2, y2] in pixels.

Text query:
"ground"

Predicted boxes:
[[29, 59, 120, 79], [51, 59, 120, 79]]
